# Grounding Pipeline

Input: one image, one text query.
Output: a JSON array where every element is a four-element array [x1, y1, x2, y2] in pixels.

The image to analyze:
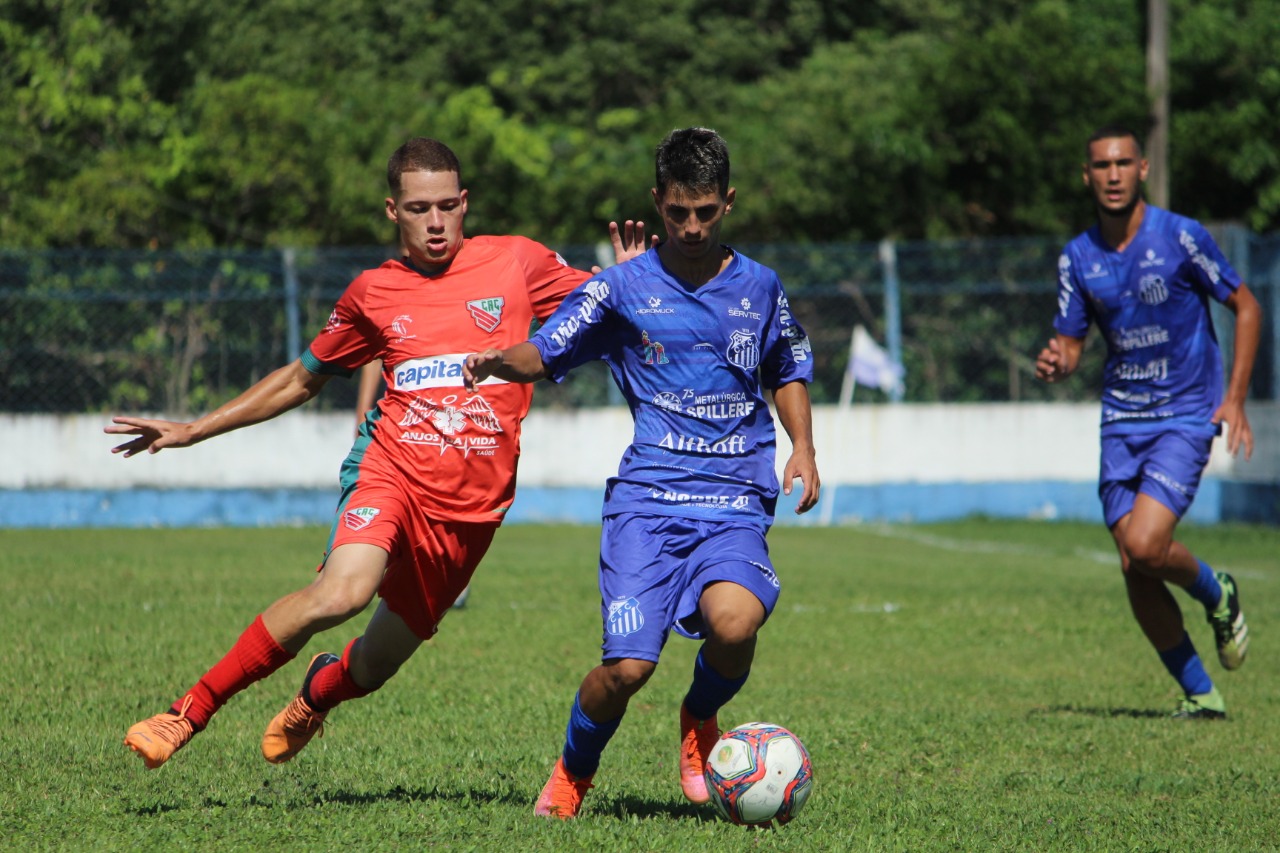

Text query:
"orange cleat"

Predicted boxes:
[[534, 757, 594, 819], [261, 653, 337, 764], [125, 694, 196, 769], [678, 703, 719, 804]]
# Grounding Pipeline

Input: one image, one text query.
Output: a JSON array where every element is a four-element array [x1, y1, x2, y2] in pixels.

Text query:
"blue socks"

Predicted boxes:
[[1185, 560, 1223, 610], [561, 692, 620, 779], [1158, 632, 1214, 697], [682, 647, 749, 722]]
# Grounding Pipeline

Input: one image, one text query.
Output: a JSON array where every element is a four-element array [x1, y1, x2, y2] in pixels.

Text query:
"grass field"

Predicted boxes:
[[0, 520, 1276, 850]]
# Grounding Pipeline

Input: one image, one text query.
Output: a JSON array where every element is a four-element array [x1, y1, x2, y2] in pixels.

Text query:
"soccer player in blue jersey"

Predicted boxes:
[[464, 127, 820, 816], [1035, 125, 1262, 719]]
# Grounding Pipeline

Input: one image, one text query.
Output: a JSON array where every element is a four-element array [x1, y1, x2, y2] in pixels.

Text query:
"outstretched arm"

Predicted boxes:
[[1035, 334, 1086, 383], [462, 343, 549, 392], [105, 359, 331, 457], [772, 380, 820, 514], [1214, 282, 1262, 459]]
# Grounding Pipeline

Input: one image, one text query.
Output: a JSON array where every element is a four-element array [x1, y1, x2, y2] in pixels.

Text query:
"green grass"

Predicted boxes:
[[0, 520, 1276, 850]]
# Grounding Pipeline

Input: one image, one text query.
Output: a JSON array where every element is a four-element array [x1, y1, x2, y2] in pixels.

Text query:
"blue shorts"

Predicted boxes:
[[1098, 430, 1212, 527], [596, 513, 781, 663]]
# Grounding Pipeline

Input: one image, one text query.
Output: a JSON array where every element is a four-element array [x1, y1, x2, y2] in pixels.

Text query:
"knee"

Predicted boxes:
[[600, 658, 657, 698], [303, 579, 376, 624], [1122, 531, 1169, 574], [704, 609, 763, 648]]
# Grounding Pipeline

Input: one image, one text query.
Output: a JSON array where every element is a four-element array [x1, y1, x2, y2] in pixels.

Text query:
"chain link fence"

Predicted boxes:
[[3, 233, 1276, 415]]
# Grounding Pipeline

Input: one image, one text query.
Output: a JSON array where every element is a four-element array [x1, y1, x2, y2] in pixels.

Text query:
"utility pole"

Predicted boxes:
[[1146, 0, 1169, 207]]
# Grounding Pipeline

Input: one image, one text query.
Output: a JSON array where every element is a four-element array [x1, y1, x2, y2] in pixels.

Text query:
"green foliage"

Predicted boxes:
[[2, 0, 1279, 249], [1, 521, 1277, 849]]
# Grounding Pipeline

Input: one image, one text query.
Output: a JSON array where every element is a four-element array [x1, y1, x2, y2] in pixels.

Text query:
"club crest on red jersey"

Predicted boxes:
[[467, 297, 505, 332], [344, 506, 379, 530]]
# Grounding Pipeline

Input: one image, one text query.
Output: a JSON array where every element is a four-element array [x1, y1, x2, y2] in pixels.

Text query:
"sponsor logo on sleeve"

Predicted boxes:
[[1179, 229, 1223, 284], [549, 279, 610, 347], [1057, 255, 1076, 317], [783, 325, 811, 362]]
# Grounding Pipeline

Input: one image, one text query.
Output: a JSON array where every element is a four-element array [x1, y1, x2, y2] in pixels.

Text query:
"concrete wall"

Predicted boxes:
[[5, 402, 1278, 527]]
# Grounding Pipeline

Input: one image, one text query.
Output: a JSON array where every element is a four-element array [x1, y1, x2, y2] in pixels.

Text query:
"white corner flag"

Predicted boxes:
[[825, 325, 905, 527], [849, 325, 905, 395]]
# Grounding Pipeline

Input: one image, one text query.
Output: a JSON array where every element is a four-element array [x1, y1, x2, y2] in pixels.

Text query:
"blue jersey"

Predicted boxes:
[[1054, 206, 1242, 436], [530, 246, 813, 525]]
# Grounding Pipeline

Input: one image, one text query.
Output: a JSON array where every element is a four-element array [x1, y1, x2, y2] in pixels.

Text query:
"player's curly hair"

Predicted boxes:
[[656, 127, 730, 199], [387, 138, 462, 193]]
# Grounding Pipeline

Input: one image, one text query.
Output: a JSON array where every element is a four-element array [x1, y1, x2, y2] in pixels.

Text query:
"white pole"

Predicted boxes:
[[822, 325, 861, 526]]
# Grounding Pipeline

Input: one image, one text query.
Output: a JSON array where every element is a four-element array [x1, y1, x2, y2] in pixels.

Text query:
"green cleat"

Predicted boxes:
[[1172, 688, 1226, 720], [1207, 572, 1249, 670]]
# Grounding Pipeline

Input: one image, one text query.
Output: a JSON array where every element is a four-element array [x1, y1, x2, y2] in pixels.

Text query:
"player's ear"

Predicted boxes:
[[460, 188, 469, 216], [724, 187, 736, 214], [385, 197, 399, 223], [651, 187, 661, 211]]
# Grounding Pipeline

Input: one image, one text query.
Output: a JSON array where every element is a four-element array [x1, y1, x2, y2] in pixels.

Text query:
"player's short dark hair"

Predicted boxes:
[[1085, 125, 1144, 159], [387, 138, 462, 193], [655, 127, 730, 199]]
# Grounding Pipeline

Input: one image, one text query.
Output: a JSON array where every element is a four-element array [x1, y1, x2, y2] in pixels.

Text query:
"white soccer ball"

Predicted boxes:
[[703, 721, 814, 826]]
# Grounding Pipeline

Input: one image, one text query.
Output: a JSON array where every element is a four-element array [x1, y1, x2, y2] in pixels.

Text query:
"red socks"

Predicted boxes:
[[177, 615, 293, 730], [307, 637, 375, 711]]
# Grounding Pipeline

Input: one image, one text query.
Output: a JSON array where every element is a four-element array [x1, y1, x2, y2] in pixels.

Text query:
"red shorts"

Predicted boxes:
[[327, 478, 498, 639]]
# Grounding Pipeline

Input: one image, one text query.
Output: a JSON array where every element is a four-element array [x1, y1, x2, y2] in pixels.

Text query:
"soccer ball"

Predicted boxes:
[[703, 722, 814, 826]]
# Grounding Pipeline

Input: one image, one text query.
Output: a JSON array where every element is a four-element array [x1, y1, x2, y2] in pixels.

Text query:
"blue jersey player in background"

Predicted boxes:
[[464, 127, 820, 816], [1036, 125, 1262, 719]]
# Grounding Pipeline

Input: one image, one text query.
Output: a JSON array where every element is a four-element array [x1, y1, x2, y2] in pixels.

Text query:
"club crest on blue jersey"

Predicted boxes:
[[467, 297, 504, 332], [1138, 274, 1168, 306], [641, 331, 669, 365], [727, 329, 760, 371], [607, 597, 645, 636]]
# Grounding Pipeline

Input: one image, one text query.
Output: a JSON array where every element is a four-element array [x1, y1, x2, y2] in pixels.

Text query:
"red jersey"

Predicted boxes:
[[304, 235, 590, 522]]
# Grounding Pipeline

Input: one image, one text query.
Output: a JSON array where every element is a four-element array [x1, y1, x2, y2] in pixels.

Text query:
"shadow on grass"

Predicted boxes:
[[602, 795, 710, 822], [1030, 704, 1167, 720], [127, 785, 524, 816]]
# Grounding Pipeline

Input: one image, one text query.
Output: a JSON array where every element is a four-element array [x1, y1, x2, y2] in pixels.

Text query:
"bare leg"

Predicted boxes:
[[697, 581, 766, 678], [1112, 494, 1195, 651], [261, 543, 388, 654], [346, 600, 424, 689]]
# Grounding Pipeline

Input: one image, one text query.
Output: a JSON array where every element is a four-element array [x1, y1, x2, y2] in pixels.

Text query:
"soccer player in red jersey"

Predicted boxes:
[[106, 137, 644, 769]]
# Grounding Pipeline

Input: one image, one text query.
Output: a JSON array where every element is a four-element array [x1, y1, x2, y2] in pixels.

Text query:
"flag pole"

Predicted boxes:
[[822, 325, 862, 526]]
